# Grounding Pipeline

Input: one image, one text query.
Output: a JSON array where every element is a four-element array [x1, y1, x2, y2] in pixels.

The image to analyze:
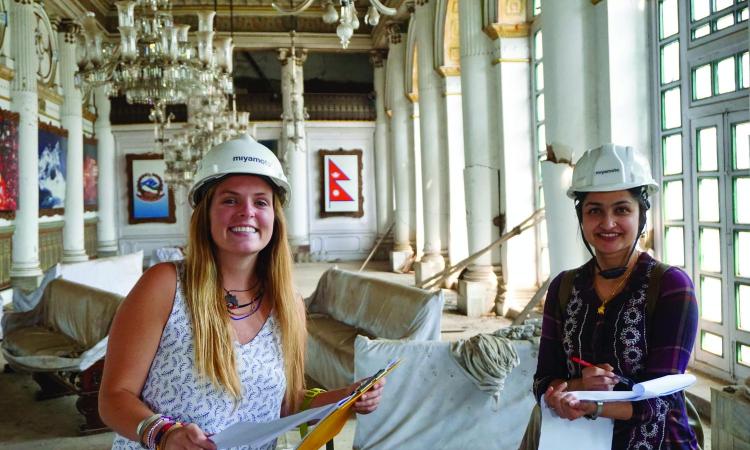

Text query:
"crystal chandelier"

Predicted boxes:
[[76, 1, 233, 126], [272, 0, 396, 49]]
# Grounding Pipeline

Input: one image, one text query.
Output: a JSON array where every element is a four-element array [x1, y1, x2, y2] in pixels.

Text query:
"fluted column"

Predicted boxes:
[[9, 0, 42, 289], [457, 0, 500, 316], [370, 50, 392, 237], [541, 0, 593, 274], [59, 20, 87, 262], [278, 46, 310, 256], [386, 24, 414, 271], [94, 85, 118, 256], [412, 0, 445, 285]]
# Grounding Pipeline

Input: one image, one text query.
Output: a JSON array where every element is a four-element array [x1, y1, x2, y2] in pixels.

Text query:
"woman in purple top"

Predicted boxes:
[[533, 145, 699, 449]]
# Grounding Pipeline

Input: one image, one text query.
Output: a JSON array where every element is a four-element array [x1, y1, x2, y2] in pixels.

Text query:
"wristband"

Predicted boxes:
[[585, 401, 604, 420], [299, 388, 327, 437], [137, 414, 162, 448]]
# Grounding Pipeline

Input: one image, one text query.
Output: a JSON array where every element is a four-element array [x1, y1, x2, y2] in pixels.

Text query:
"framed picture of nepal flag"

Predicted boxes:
[[319, 149, 363, 218]]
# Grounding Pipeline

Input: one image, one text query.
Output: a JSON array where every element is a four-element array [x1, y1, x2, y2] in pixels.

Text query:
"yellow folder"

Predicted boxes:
[[297, 359, 401, 450]]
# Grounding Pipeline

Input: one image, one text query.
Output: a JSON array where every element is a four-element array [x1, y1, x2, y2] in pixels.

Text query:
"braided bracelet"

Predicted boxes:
[[145, 416, 171, 449], [156, 422, 185, 450]]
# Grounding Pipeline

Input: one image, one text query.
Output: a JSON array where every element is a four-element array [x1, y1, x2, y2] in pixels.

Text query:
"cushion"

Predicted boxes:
[[306, 314, 374, 389], [59, 250, 143, 297], [3, 326, 83, 358]]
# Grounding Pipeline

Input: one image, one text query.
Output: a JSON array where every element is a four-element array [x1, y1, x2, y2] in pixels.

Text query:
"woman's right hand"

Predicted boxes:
[[579, 363, 618, 391], [161, 423, 217, 450]]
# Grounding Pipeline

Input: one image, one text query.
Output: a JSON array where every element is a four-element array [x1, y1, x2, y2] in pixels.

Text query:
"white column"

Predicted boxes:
[[59, 21, 87, 262], [94, 85, 118, 256], [278, 46, 310, 256], [410, 100, 422, 261], [9, 0, 42, 289], [490, 34, 535, 315], [440, 73, 468, 268], [413, 0, 446, 285], [386, 24, 414, 271], [541, 0, 594, 274], [370, 51, 392, 237], [457, 0, 499, 316]]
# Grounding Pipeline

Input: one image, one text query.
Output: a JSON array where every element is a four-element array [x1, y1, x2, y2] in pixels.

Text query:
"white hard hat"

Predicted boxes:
[[188, 134, 290, 207], [566, 144, 658, 199]]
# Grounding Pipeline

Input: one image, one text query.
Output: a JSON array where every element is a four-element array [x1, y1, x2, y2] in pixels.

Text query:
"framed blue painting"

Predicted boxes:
[[126, 153, 176, 224], [38, 122, 68, 215]]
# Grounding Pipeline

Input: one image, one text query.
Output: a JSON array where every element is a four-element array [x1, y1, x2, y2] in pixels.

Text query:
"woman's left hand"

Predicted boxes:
[[350, 377, 386, 414], [544, 382, 591, 421]]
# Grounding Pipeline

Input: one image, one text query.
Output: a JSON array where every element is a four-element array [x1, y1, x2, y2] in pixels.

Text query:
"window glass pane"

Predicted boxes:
[[716, 13, 735, 29], [742, 52, 749, 88], [701, 330, 723, 356], [717, 57, 737, 94], [535, 62, 544, 90], [536, 94, 545, 122], [534, 31, 543, 60], [692, 0, 711, 21], [737, 232, 750, 277], [664, 180, 684, 220], [663, 134, 683, 175], [735, 177, 750, 224], [694, 65, 712, 99], [714, 0, 733, 11], [739, 342, 750, 366], [733, 122, 750, 169], [740, 7, 749, 21], [739, 285, 750, 332], [661, 0, 679, 38], [698, 127, 718, 171], [663, 87, 682, 129], [661, 41, 680, 84], [698, 178, 720, 222], [693, 24, 711, 38], [537, 123, 546, 155], [701, 276, 723, 322], [665, 226, 686, 267], [700, 227, 722, 272], [533, 0, 542, 16]]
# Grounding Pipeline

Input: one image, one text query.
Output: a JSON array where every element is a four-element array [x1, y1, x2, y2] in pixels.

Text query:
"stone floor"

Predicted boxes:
[[0, 260, 512, 450]]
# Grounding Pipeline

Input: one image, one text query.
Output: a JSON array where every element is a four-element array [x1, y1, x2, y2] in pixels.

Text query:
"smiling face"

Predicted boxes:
[[208, 175, 275, 259], [580, 190, 641, 262]]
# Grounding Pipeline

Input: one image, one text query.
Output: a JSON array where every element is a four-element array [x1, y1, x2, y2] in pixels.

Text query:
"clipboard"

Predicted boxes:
[[297, 358, 401, 450]]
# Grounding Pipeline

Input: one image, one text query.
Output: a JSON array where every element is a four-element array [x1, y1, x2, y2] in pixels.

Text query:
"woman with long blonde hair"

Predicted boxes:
[[100, 135, 383, 450]]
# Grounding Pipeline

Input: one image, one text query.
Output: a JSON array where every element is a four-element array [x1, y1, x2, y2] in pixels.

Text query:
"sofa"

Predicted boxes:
[[1, 278, 124, 434], [353, 333, 538, 450], [304, 268, 444, 389]]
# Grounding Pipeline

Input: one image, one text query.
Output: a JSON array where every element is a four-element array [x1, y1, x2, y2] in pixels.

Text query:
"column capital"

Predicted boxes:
[[369, 49, 387, 67], [58, 19, 81, 42], [12, 0, 36, 5], [387, 23, 404, 45], [405, 1, 416, 14], [415, 0, 429, 6]]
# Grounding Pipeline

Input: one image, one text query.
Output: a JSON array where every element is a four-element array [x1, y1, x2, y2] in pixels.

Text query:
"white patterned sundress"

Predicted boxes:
[[112, 263, 286, 450]]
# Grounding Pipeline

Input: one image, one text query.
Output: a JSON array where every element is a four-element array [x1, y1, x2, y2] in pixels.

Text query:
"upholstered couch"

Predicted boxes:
[[353, 334, 538, 450], [2, 279, 124, 434], [304, 268, 444, 389]]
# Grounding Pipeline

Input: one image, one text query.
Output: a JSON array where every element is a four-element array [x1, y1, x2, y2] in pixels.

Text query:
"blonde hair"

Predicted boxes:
[[183, 176, 306, 412]]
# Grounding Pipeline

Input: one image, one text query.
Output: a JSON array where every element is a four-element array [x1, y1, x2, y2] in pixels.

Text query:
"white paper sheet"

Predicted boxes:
[[570, 374, 696, 402], [210, 403, 337, 449], [538, 398, 614, 450]]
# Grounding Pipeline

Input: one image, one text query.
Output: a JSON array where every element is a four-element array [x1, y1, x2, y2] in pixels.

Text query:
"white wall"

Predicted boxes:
[[112, 121, 376, 264]]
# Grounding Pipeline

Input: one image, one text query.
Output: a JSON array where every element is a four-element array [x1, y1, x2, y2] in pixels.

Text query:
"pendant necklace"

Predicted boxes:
[[224, 282, 264, 321], [597, 253, 638, 315]]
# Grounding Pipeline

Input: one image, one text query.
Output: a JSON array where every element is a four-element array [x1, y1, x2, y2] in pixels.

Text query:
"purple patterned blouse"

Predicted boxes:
[[533, 252, 699, 450]]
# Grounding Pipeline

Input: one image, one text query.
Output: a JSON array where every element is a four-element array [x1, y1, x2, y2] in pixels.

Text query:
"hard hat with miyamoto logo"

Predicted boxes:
[[188, 134, 290, 207], [566, 144, 658, 199]]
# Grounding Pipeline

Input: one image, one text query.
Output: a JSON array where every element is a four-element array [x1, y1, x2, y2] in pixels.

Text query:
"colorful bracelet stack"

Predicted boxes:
[[136, 414, 187, 449]]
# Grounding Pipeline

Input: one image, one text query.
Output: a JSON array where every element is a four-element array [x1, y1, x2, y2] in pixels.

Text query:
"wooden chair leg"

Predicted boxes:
[[75, 360, 109, 435], [326, 439, 334, 450], [32, 372, 73, 400]]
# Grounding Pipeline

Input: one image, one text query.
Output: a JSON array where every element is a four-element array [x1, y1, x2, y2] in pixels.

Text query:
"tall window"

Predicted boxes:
[[653, 0, 749, 381], [530, 2, 549, 283]]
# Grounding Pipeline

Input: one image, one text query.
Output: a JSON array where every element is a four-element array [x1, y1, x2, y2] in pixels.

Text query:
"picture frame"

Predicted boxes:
[[126, 153, 176, 224], [83, 136, 98, 211], [0, 108, 19, 219], [318, 148, 363, 218], [38, 122, 68, 216]]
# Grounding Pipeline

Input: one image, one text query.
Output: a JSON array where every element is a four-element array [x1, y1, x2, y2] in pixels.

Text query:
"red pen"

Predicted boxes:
[[570, 356, 634, 387]]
